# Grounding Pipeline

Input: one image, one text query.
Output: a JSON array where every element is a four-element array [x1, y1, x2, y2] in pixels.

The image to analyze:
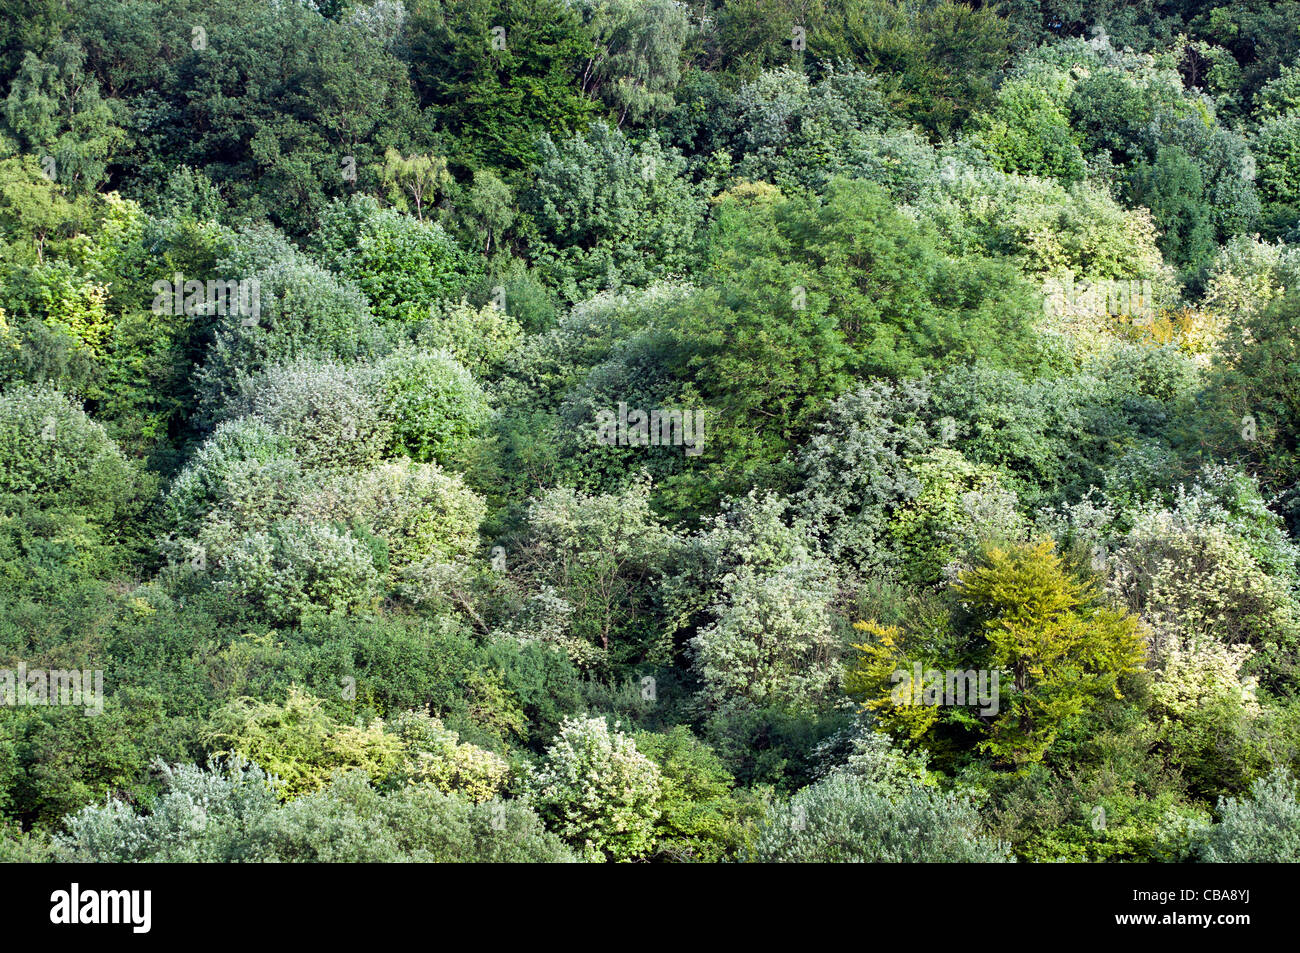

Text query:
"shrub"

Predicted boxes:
[[53, 760, 577, 862], [197, 237, 383, 421], [524, 716, 662, 861], [1198, 769, 1300, 862], [301, 459, 484, 572], [0, 385, 139, 522], [202, 691, 404, 798], [215, 521, 382, 625], [416, 298, 524, 379], [375, 347, 490, 466], [223, 358, 390, 471], [743, 773, 1012, 862], [314, 195, 478, 322], [634, 726, 759, 862], [387, 710, 509, 803]]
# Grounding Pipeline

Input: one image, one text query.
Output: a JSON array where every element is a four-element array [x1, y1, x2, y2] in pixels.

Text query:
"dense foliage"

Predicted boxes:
[[2, 0, 1299, 864]]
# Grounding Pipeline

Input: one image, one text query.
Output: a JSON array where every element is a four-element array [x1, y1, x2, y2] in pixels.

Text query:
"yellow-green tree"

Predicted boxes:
[[955, 541, 1147, 765], [847, 541, 1147, 766]]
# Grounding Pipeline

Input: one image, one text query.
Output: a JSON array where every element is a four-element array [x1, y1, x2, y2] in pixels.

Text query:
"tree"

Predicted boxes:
[[498, 480, 674, 668], [575, 0, 689, 125], [848, 540, 1147, 766], [380, 149, 452, 223], [169, 0, 420, 234], [407, 0, 597, 173], [953, 541, 1147, 765], [522, 122, 705, 301], [1127, 146, 1216, 279], [53, 760, 576, 862], [807, 0, 1013, 140], [659, 178, 1039, 508], [1209, 290, 1300, 499], [634, 726, 758, 862], [215, 520, 383, 625], [3, 40, 125, 194], [314, 195, 479, 323], [972, 79, 1086, 182], [0, 384, 140, 525], [375, 346, 491, 466], [196, 229, 384, 423], [0, 155, 98, 266], [463, 169, 515, 254]]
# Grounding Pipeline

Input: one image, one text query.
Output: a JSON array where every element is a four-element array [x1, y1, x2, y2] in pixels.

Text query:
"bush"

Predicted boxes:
[[634, 726, 760, 862], [302, 459, 484, 572], [744, 773, 1012, 862], [522, 123, 705, 302], [415, 298, 523, 379], [215, 521, 382, 625], [1198, 769, 1300, 862], [197, 236, 383, 422], [53, 760, 577, 862], [375, 347, 490, 466], [387, 710, 509, 803], [314, 195, 478, 323], [0, 385, 139, 523], [202, 691, 405, 798], [222, 358, 390, 471], [524, 716, 662, 861]]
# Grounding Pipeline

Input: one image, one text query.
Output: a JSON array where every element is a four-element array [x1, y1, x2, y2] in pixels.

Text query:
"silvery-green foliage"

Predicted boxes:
[[256, 774, 578, 862], [795, 379, 938, 574], [1198, 769, 1300, 862], [54, 759, 282, 863], [693, 556, 841, 713], [211, 222, 299, 276], [668, 492, 842, 712], [724, 67, 936, 199], [54, 761, 577, 863], [346, 0, 408, 55], [524, 716, 662, 862], [811, 714, 934, 797], [1083, 467, 1300, 686], [198, 234, 383, 423], [499, 480, 676, 666], [215, 519, 382, 625], [938, 483, 1028, 581], [1154, 111, 1260, 240], [490, 586, 587, 666], [160, 416, 306, 563], [224, 357, 390, 471], [375, 346, 490, 465], [912, 155, 1176, 292], [0, 384, 139, 520], [1202, 234, 1300, 326], [574, 0, 689, 124], [300, 458, 484, 571], [743, 773, 1012, 863]]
